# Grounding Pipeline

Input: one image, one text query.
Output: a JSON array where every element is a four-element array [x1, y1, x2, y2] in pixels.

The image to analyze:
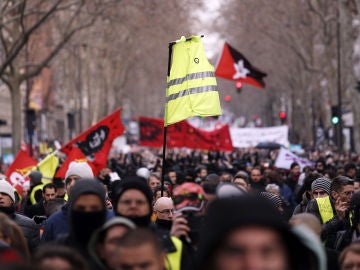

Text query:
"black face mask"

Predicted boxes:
[[156, 218, 173, 230], [0, 205, 15, 217], [116, 213, 151, 227], [70, 209, 106, 244]]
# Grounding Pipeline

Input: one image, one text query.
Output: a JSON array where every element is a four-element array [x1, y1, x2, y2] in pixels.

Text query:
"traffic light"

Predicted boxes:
[[236, 81, 242, 94], [331, 106, 340, 125], [279, 111, 287, 124]]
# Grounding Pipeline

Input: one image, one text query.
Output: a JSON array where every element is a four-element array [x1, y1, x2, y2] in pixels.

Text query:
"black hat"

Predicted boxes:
[[68, 179, 106, 208], [113, 176, 153, 210]]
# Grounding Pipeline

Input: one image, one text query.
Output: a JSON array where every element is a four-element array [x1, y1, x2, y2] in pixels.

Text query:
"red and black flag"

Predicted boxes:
[[215, 42, 267, 88], [60, 109, 124, 173]]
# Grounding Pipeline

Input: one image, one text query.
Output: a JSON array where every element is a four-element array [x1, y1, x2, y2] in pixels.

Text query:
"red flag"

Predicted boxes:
[[5, 150, 38, 195], [215, 42, 267, 88], [178, 121, 233, 151], [55, 147, 97, 178], [60, 109, 124, 173], [139, 117, 163, 147], [139, 117, 233, 151]]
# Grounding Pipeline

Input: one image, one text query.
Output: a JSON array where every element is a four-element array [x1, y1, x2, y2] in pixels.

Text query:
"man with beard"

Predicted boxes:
[[24, 183, 57, 219], [0, 179, 39, 251], [55, 178, 108, 268]]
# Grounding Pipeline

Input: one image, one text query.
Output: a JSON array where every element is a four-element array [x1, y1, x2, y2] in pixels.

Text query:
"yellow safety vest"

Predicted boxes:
[[30, 184, 44, 205], [316, 196, 334, 224], [165, 35, 221, 126], [165, 236, 182, 270]]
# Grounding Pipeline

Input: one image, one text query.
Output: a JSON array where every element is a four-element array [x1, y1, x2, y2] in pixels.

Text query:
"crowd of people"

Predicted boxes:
[[1, 147, 360, 269]]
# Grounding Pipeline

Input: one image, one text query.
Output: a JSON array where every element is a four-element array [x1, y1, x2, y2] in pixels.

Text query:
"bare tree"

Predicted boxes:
[[0, 0, 117, 154]]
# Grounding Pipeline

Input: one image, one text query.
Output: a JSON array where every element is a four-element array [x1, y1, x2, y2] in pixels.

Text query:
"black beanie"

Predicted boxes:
[[68, 179, 106, 208], [113, 176, 153, 211]]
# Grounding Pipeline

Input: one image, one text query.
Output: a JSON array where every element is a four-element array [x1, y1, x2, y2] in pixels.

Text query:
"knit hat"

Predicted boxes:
[[216, 183, 245, 198], [136, 167, 150, 180], [260, 192, 282, 208], [113, 176, 153, 210], [29, 171, 42, 185], [311, 177, 332, 194], [65, 161, 94, 179], [68, 179, 106, 207], [0, 180, 15, 202]]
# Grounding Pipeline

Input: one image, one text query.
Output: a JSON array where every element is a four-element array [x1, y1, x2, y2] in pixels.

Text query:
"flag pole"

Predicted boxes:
[[161, 41, 175, 196]]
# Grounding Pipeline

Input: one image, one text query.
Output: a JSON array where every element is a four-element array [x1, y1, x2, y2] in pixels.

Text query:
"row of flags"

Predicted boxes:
[[4, 36, 268, 194], [5, 110, 312, 194]]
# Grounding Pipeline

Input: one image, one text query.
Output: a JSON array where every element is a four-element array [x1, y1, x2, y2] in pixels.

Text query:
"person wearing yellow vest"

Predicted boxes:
[[29, 171, 44, 205], [319, 176, 355, 249]]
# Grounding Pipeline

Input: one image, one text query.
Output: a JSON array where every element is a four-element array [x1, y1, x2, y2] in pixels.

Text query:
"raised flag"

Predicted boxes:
[[34, 152, 59, 183], [60, 109, 124, 173], [5, 150, 37, 195], [215, 42, 267, 88], [165, 36, 222, 126]]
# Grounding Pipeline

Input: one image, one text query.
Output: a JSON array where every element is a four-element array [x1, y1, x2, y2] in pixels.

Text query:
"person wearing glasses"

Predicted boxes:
[[321, 176, 356, 250], [153, 197, 174, 234]]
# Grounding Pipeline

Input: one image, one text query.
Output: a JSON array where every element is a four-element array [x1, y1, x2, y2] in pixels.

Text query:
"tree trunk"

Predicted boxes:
[[8, 78, 23, 155]]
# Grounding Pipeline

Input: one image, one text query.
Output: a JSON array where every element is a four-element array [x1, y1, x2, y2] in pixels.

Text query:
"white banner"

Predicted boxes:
[[274, 148, 314, 170], [230, 126, 289, 148]]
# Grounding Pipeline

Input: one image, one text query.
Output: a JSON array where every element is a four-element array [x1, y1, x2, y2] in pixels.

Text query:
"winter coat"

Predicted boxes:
[[13, 212, 40, 251]]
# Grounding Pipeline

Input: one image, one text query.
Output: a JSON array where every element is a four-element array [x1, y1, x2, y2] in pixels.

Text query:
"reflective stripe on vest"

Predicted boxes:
[[30, 184, 44, 205], [165, 236, 182, 270], [165, 36, 221, 126], [316, 196, 334, 224]]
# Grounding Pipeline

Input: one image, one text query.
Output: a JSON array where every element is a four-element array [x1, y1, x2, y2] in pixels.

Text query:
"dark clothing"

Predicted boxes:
[[41, 203, 114, 243], [293, 192, 311, 215], [51, 179, 108, 270], [326, 248, 340, 270], [23, 199, 46, 218], [0, 206, 40, 251], [321, 217, 347, 249], [249, 179, 266, 193]]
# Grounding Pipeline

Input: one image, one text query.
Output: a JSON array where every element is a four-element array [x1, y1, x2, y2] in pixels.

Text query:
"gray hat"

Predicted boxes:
[[311, 177, 332, 195]]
